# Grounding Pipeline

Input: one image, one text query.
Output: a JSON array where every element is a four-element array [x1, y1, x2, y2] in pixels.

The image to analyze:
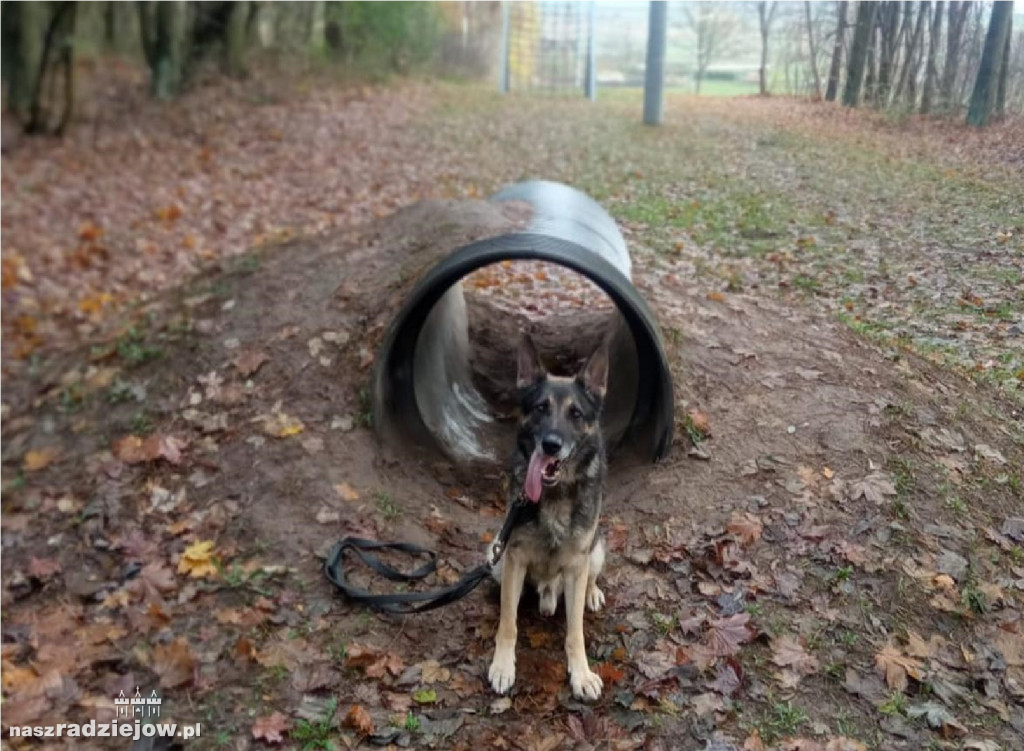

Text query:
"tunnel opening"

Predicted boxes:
[[372, 182, 674, 468]]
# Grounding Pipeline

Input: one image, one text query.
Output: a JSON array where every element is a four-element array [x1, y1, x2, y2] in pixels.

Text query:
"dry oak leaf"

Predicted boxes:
[[874, 643, 925, 692], [152, 637, 197, 689], [252, 711, 291, 744], [177, 540, 219, 579], [771, 635, 820, 675], [726, 512, 763, 547], [344, 705, 374, 736], [707, 613, 755, 657], [23, 448, 59, 472], [418, 659, 451, 684]]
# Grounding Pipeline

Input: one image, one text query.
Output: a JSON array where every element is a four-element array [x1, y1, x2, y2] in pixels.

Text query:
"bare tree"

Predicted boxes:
[[995, 11, 1013, 118], [941, 1, 970, 110], [758, 1, 777, 96], [825, 1, 848, 101], [920, 0, 944, 113], [684, 3, 739, 94], [843, 0, 878, 106], [967, 0, 1014, 126], [804, 2, 822, 98], [895, 2, 929, 105]]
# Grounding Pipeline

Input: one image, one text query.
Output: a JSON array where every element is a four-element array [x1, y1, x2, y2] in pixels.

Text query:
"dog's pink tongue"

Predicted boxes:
[[525, 449, 547, 503]]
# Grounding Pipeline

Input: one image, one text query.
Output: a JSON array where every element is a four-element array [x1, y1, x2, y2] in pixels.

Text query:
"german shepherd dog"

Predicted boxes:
[[488, 334, 608, 701]]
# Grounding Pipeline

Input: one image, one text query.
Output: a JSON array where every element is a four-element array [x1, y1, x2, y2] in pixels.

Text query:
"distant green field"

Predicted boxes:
[[597, 79, 760, 98]]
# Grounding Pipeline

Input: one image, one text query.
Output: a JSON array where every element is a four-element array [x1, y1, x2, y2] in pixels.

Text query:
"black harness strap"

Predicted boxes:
[[323, 498, 531, 614]]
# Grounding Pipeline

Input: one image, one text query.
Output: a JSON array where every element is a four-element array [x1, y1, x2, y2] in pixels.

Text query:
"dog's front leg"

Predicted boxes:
[[489, 551, 526, 695], [564, 563, 603, 700]]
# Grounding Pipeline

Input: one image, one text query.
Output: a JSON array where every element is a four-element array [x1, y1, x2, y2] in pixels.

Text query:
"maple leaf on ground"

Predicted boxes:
[[849, 472, 896, 504], [252, 711, 291, 744], [707, 613, 755, 657], [771, 635, 820, 675], [344, 705, 374, 736], [595, 662, 625, 686], [152, 637, 197, 689], [177, 540, 219, 579], [874, 643, 924, 692], [906, 702, 967, 735], [726, 512, 763, 547]]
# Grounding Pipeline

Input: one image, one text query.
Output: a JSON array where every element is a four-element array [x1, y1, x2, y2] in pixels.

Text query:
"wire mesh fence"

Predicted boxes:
[[500, 1, 595, 99]]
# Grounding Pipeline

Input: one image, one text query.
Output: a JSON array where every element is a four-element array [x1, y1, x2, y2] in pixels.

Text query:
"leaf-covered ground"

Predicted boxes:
[[2, 75, 1022, 751]]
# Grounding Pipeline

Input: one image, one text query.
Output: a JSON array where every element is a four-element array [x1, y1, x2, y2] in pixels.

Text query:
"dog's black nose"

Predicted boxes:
[[541, 434, 563, 456]]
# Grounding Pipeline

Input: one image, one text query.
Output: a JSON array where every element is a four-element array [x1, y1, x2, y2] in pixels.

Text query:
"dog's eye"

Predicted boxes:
[[534, 401, 549, 415], [568, 405, 583, 420]]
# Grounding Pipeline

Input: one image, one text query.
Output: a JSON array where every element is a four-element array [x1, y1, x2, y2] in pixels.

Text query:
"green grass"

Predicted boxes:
[[292, 697, 337, 751], [758, 701, 809, 743], [375, 490, 400, 520]]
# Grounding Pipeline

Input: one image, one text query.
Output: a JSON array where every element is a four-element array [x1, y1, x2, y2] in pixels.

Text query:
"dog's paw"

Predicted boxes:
[[570, 666, 603, 701], [586, 585, 605, 613], [488, 651, 516, 695]]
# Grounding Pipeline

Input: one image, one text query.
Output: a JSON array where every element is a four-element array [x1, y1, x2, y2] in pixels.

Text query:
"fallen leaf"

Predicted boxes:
[[412, 688, 437, 704], [771, 635, 820, 675], [686, 408, 711, 436], [261, 411, 304, 438], [234, 348, 270, 377], [177, 540, 219, 579], [906, 701, 967, 736], [874, 643, 924, 692], [726, 512, 763, 546], [151, 638, 197, 688], [252, 711, 291, 743], [23, 448, 59, 472], [419, 659, 451, 684], [849, 472, 897, 504], [334, 482, 360, 502], [707, 613, 755, 657]]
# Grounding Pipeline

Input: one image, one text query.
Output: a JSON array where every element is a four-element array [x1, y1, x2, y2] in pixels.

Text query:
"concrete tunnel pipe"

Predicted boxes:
[[371, 180, 675, 465]]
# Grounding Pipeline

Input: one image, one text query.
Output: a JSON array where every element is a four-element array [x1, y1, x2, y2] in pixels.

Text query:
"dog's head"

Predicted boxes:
[[515, 334, 608, 503]]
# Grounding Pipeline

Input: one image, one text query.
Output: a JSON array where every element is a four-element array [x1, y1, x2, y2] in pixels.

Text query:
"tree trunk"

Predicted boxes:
[[225, 0, 248, 77], [6, 2, 46, 120], [895, 2, 928, 105], [805, 2, 822, 99], [825, 1, 848, 101], [876, 2, 901, 106], [758, 2, 776, 96], [995, 11, 1012, 118], [941, 1, 970, 110], [920, 0, 943, 113], [146, 1, 185, 99], [843, 0, 878, 106], [967, 0, 1013, 126]]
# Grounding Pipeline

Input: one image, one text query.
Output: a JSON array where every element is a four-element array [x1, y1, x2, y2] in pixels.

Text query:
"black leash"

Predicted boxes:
[[323, 498, 531, 614]]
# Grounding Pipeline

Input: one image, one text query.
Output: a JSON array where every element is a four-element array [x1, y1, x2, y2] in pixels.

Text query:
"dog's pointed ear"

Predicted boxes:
[[517, 334, 545, 389], [577, 342, 609, 400]]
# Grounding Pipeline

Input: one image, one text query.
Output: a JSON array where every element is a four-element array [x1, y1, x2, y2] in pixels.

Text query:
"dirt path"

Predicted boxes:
[[2, 81, 1022, 750]]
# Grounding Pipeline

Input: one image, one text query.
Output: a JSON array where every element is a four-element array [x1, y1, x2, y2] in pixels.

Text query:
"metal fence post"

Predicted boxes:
[[643, 1, 667, 125]]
